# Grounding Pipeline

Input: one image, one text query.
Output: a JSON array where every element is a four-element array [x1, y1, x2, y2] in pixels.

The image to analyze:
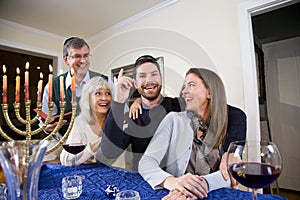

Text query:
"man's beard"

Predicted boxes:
[[137, 83, 162, 101]]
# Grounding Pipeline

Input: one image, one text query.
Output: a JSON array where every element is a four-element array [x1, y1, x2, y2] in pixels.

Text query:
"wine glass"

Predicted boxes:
[[62, 133, 87, 176], [61, 134, 87, 199], [226, 140, 282, 200]]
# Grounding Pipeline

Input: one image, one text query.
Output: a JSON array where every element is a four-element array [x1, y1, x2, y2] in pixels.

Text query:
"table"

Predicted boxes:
[[38, 163, 287, 200]]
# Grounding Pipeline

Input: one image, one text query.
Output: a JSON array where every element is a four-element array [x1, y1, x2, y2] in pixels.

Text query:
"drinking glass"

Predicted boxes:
[[62, 134, 87, 199], [62, 175, 82, 200], [62, 134, 87, 175], [226, 140, 282, 200], [115, 190, 140, 200]]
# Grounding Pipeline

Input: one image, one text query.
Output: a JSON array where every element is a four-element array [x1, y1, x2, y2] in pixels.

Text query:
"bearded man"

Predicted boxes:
[[97, 55, 185, 170]]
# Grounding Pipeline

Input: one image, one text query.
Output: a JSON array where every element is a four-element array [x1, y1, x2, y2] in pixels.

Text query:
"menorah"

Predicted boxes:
[[0, 63, 77, 200], [0, 100, 76, 154]]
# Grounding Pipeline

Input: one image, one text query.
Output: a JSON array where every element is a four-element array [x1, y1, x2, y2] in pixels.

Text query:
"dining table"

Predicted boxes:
[[38, 162, 287, 200]]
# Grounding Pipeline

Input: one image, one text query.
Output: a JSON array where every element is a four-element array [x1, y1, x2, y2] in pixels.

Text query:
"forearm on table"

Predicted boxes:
[[75, 149, 94, 164], [202, 170, 231, 192]]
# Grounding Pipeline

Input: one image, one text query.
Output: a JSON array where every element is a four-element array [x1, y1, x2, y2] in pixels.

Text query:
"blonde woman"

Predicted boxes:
[[60, 76, 124, 167]]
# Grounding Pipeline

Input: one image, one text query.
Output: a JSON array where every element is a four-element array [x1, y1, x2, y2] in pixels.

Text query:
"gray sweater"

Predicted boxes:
[[138, 111, 230, 192]]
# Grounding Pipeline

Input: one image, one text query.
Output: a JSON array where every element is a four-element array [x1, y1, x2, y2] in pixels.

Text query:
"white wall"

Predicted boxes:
[[1, 0, 248, 117], [91, 0, 247, 108]]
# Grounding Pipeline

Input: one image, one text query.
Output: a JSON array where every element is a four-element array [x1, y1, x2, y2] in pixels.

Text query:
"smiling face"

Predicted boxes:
[[182, 73, 210, 116], [90, 88, 112, 116], [135, 62, 162, 101], [64, 45, 90, 78]]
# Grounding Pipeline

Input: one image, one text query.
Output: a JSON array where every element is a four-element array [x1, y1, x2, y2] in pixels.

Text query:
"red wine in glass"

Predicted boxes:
[[62, 137, 87, 178], [62, 143, 86, 155], [227, 141, 282, 200], [229, 162, 281, 189]]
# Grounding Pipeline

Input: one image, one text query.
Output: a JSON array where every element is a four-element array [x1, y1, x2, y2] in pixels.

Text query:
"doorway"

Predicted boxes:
[[238, 0, 300, 194], [252, 2, 300, 192]]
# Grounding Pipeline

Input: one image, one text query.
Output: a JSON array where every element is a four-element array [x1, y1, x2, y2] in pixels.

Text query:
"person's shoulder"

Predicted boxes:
[[161, 96, 180, 105], [53, 72, 68, 81], [227, 105, 246, 119], [89, 70, 108, 80], [160, 96, 183, 112], [227, 104, 244, 113], [165, 111, 188, 120]]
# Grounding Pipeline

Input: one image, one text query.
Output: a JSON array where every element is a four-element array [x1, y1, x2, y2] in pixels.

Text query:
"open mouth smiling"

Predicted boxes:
[[99, 103, 109, 107], [142, 84, 157, 91]]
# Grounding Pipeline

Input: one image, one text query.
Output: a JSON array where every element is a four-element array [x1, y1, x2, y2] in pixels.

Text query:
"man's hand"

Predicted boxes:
[[114, 68, 135, 103], [219, 152, 241, 187], [44, 120, 67, 132], [129, 98, 142, 119], [161, 174, 208, 199]]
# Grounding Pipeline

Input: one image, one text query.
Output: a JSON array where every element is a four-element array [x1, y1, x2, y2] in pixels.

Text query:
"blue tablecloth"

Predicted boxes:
[[38, 163, 286, 200]]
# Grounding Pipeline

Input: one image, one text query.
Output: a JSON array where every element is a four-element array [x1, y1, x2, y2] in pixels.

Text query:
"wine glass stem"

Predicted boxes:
[[252, 189, 258, 200], [72, 154, 76, 175]]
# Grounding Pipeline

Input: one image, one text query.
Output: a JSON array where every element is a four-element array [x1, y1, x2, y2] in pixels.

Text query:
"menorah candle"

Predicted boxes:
[[2, 65, 7, 104], [48, 65, 53, 102], [59, 75, 64, 102], [15, 68, 20, 103], [25, 62, 30, 100], [37, 72, 43, 103], [71, 68, 76, 103]]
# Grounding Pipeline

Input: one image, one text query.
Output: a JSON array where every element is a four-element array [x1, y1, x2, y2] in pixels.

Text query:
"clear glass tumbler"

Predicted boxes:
[[62, 175, 82, 199], [115, 190, 140, 200]]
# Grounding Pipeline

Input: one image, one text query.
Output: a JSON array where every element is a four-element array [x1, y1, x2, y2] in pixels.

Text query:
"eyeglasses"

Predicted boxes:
[[68, 53, 91, 60]]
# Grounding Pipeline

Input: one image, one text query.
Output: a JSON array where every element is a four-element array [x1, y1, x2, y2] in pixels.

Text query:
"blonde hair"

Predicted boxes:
[[79, 76, 112, 123]]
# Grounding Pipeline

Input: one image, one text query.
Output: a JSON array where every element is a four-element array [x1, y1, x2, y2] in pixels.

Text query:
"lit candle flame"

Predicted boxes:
[[25, 61, 29, 70], [16, 67, 20, 74], [49, 64, 53, 73], [40, 72, 43, 79], [3, 65, 6, 73]]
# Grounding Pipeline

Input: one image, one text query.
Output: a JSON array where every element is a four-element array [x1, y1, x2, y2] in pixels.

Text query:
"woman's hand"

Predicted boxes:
[[90, 137, 101, 152], [129, 98, 142, 119], [219, 152, 241, 187], [162, 189, 198, 200], [161, 174, 208, 199]]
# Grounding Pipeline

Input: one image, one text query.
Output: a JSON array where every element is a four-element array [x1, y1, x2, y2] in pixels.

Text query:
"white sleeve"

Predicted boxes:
[[202, 170, 231, 192], [60, 119, 93, 166]]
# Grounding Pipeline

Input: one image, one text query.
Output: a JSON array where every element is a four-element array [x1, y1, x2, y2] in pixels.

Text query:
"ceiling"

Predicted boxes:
[[0, 0, 173, 40], [1, 0, 299, 44]]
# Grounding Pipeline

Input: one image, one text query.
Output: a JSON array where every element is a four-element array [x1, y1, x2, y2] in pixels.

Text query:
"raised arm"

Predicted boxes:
[[97, 69, 134, 163]]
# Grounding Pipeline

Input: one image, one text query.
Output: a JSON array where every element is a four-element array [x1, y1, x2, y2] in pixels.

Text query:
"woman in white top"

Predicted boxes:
[[60, 76, 124, 167]]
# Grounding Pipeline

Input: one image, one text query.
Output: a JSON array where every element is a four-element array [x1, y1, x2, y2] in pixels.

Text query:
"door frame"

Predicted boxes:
[[237, 0, 295, 141]]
